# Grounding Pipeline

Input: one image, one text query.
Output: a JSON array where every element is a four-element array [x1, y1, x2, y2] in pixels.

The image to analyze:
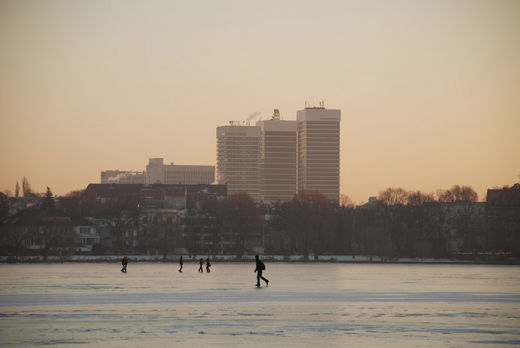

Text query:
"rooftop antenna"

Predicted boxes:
[[272, 109, 280, 120]]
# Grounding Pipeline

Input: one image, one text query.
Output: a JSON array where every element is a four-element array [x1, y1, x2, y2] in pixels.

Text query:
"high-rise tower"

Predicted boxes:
[[216, 122, 261, 201], [297, 103, 341, 202], [257, 109, 297, 203]]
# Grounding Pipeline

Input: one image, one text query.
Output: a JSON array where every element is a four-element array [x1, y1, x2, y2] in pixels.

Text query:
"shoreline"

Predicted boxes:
[[1, 254, 518, 265]]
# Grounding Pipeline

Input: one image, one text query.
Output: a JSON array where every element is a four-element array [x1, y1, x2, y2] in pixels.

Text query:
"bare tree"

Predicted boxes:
[[60, 189, 85, 216], [437, 189, 455, 202], [0, 193, 10, 221], [378, 187, 408, 206], [340, 194, 354, 208], [1, 223, 32, 262], [438, 185, 478, 202], [42, 187, 55, 212], [407, 191, 435, 206], [287, 190, 335, 260], [146, 213, 179, 259], [39, 218, 78, 262], [219, 192, 261, 258], [459, 186, 478, 202], [15, 181, 20, 198], [21, 177, 31, 197]]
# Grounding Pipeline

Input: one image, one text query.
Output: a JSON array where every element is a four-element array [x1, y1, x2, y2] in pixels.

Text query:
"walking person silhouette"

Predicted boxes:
[[121, 256, 128, 273], [206, 257, 211, 273], [179, 256, 183, 273], [198, 258, 204, 273], [254, 255, 269, 287]]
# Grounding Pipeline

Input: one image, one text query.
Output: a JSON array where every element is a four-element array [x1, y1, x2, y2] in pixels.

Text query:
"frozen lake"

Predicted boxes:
[[0, 263, 519, 347]]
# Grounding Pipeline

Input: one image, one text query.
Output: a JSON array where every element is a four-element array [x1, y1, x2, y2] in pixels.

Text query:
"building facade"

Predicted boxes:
[[216, 122, 261, 201], [297, 105, 341, 203], [257, 110, 297, 203], [145, 158, 215, 185], [101, 170, 145, 184]]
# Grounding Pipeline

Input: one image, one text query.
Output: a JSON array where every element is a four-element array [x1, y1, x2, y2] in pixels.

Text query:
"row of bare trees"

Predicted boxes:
[[376, 185, 478, 206], [2, 177, 34, 198], [2, 183, 517, 260], [215, 190, 337, 259], [0, 209, 79, 262]]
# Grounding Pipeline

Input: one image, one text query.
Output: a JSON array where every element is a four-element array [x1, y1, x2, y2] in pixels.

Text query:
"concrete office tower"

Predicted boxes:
[[297, 103, 341, 202], [145, 158, 215, 185], [216, 122, 261, 201], [257, 109, 297, 203]]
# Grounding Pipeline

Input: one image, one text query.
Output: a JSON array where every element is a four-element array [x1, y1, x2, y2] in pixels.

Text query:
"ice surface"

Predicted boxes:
[[0, 263, 519, 347]]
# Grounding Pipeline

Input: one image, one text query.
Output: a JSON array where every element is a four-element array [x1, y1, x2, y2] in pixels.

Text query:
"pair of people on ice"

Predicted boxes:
[[197, 257, 211, 273]]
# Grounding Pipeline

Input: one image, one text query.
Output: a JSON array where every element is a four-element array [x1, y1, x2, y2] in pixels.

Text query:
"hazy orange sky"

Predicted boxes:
[[1, 0, 519, 203]]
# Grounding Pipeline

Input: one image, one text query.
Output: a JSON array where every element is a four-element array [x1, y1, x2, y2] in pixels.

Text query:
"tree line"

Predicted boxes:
[[1, 182, 519, 261]]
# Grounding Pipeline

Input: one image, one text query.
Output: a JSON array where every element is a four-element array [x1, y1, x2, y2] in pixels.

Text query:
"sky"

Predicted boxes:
[[1, 0, 519, 203]]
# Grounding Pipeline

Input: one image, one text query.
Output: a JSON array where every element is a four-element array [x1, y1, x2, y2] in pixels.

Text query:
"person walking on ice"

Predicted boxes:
[[121, 256, 128, 273], [206, 257, 211, 273], [254, 255, 269, 287], [179, 256, 183, 273], [198, 258, 204, 273]]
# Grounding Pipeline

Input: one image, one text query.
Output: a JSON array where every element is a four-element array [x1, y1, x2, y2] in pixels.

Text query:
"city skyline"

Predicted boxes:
[[1, 0, 519, 203]]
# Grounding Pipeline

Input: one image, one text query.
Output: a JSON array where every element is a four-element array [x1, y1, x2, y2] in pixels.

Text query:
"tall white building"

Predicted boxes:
[[145, 158, 215, 185], [216, 122, 261, 201], [257, 110, 297, 203], [297, 104, 341, 202]]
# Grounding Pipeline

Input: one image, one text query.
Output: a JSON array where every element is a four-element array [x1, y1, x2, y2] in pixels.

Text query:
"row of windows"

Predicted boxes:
[[300, 121, 340, 125], [298, 180, 339, 186], [263, 168, 297, 174], [263, 156, 297, 161], [217, 140, 260, 144], [298, 127, 339, 133], [299, 147, 340, 153], [299, 169, 339, 174], [263, 131, 296, 136]]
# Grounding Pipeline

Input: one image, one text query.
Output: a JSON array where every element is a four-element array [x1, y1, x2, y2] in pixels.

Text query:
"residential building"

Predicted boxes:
[[72, 216, 99, 253], [84, 183, 227, 210]]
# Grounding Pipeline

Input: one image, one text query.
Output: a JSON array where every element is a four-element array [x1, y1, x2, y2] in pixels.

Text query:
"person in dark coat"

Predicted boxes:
[[254, 255, 268, 287], [206, 257, 211, 273], [179, 256, 183, 273], [198, 258, 204, 273], [121, 256, 128, 273]]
